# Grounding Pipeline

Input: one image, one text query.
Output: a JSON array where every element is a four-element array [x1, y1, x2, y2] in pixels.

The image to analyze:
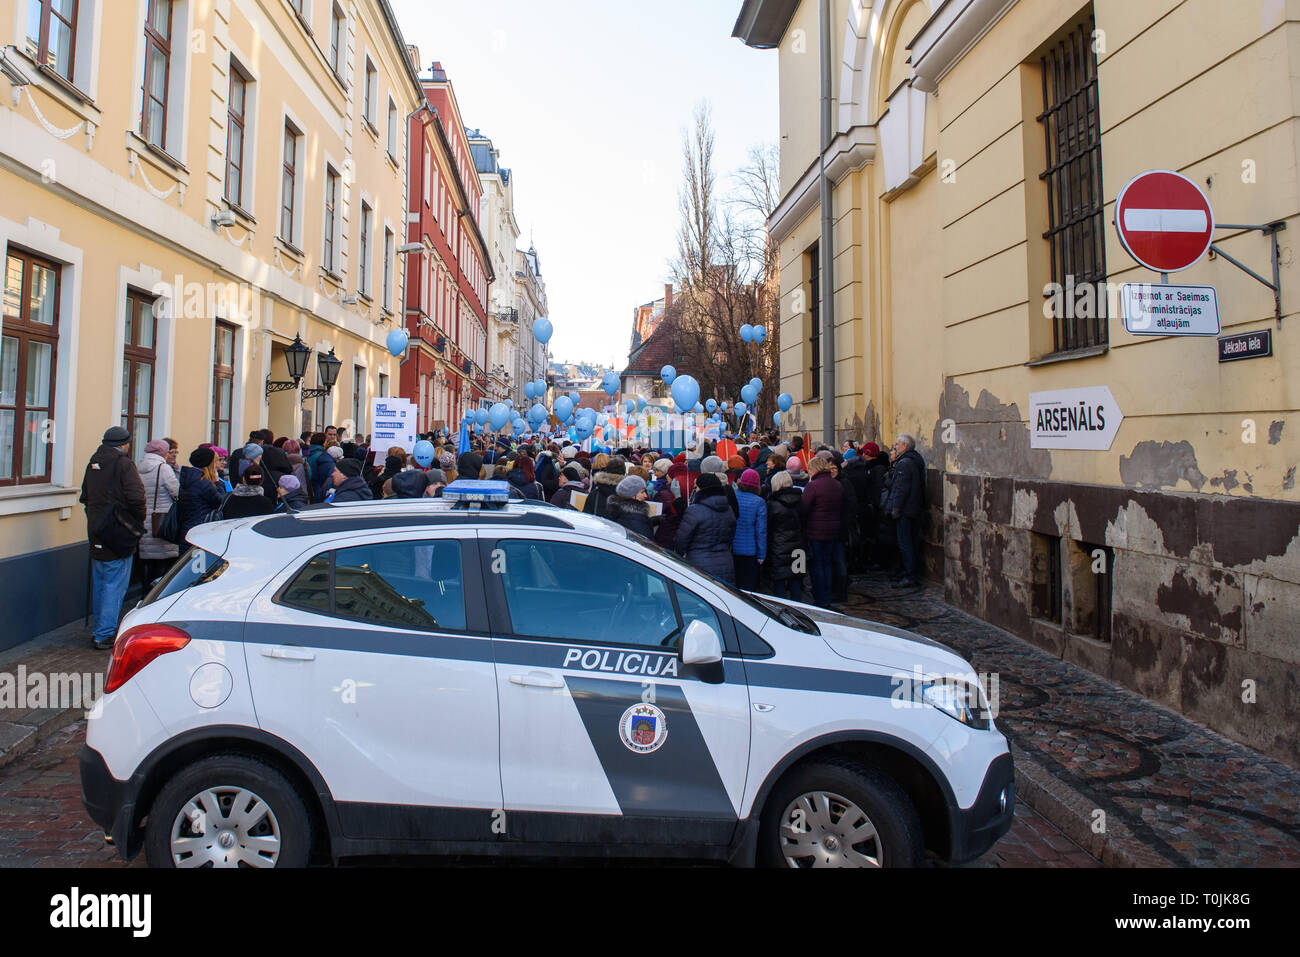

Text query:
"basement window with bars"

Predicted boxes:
[[1032, 533, 1063, 625], [1077, 542, 1114, 642], [1038, 15, 1107, 355]]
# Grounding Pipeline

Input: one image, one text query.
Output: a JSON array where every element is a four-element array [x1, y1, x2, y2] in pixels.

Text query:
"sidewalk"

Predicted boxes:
[[839, 571, 1300, 867], [2, 581, 1297, 866]]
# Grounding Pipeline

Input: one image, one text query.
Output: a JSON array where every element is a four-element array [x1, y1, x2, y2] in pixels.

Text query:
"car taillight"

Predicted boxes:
[[104, 625, 191, 693]]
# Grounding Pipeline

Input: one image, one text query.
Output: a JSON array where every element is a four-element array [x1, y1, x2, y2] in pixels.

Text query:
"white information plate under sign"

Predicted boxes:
[[1030, 386, 1124, 451], [1120, 283, 1220, 336]]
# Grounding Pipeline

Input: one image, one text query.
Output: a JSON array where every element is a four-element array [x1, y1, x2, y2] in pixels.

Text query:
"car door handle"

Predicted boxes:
[[262, 647, 316, 662], [509, 672, 564, 689]]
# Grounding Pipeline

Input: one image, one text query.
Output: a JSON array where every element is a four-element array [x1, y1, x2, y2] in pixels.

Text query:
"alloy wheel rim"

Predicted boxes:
[[169, 786, 282, 868], [779, 790, 882, 868]]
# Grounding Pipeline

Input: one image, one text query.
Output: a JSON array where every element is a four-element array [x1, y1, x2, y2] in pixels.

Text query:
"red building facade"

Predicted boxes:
[[402, 61, 493, 433]]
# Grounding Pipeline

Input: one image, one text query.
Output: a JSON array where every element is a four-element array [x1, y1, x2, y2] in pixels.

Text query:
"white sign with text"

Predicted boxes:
[[1030, 386, 1123, 451]]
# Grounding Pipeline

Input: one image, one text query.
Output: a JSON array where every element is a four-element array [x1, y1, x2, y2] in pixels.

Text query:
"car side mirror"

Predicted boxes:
[[681, 619, 723, 666]]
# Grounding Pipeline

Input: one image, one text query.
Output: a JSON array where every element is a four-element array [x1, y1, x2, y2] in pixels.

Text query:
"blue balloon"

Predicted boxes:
[[602, 372, 620, 396], [554, 396, 574, 421], [735, 402, 747, 417], [529, 403, 549, 426], [741, 384, 758, 405], [705, 399, 717, 413], [533, 317, 553, 345], [413, 440, 435, 468], [569, 391, 580, 404], [536, 379, 547, 394], [661, 365, 677, 386], [721, 401, 730, 412], [474, 408, 489, 427], [488, 403, 510, 431], [474, 423, 484, 434], [524, 382, 536, 399], [778, 393, 793, 412], [750, 378, 762, 391], [773, 411, 782, 427], [386, 329, 409, 357], [463, 411, 474, 423], [636, 397, 646, 412], [670, 374, 700, 414], [753, 325, 767, 344], [512, 420, 526, 435], [624, 399, 635, 415], [739, 324, 754, 343]]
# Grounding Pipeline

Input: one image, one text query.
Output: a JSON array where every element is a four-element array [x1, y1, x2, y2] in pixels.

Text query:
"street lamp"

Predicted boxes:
[[265, 335, 314, 395], [303, 348, 343, 401]]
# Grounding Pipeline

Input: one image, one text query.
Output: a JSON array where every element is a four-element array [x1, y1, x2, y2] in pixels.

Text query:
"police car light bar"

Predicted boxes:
[[443, 480, 512, 509]]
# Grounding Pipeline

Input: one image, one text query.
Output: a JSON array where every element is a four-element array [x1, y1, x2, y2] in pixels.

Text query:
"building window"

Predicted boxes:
[[807, 243, 820, 401], [25, 0, 79, 82], [0, 250, 60, 486], [358, 202, 372, 297], [1038, 14, 1107, 354], [1032, 533, 1063, 624], [121, 289, 158, 457], [323, 166, 340, 272], [329, 4, 344, 78], [378, 372, 388, 399], [383, 228, 394, 310], [351, 366, 364, 435], [141, 0, 175, 150], [212, 321, 234, 451], [1075, 541, 1114, 642], [280, 122, 300, 245], [225, 63, 248, 207], [363, 58, 377, 127], [387, 98, 398, 158]]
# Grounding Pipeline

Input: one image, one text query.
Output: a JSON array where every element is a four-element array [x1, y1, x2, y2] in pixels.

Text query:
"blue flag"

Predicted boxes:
[[459, 420, 471, 455]]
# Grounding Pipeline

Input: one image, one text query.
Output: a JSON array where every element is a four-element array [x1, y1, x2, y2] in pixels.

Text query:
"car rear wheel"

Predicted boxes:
[[144, 754, 313, 868], [760, 759, 923, 868]]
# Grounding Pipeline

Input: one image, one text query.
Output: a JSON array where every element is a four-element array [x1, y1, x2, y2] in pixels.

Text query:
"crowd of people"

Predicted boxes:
[[79, 421, 928, 650]]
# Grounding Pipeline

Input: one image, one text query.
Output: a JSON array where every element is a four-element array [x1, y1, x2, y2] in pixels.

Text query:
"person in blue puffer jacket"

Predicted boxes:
[[731, 469, 767, 591]]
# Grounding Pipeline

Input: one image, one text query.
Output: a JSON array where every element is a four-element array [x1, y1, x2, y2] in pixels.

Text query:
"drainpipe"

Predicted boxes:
[[819, 0, 836, 446]]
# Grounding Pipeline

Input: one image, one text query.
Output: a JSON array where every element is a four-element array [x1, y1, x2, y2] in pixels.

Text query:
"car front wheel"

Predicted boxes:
[[760, 759, 923, 868], [144, 754, 313, 868]]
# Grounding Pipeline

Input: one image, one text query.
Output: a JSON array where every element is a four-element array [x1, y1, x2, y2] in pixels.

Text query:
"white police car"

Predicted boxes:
[[81, 480, 1013, 868]]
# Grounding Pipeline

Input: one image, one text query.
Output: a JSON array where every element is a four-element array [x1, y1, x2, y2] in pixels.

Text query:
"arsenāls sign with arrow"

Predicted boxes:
[[1029, 385, 1124, 451]]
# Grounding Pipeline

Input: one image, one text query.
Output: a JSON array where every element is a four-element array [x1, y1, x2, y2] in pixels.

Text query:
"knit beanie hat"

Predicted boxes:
[[696, 473, 722, 491], [327, 446, 345, 461], [562, 465, 584, 482], [189, 448, 216, 469], [770, 470, 793, 492], [701, 455, 726, 474], [278, 474, 301, 492], [242, 442, 264, 461], [335, 458, 363, 478], [616, 475, 646, 499], [146, 439, 171, 458], [727, 455, 746, 471], [740, 469, 761, 489], [653, 458, 672, 475]]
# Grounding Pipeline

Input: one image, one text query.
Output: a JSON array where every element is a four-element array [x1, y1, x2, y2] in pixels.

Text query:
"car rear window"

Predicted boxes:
[[142, 548, 228, 607]]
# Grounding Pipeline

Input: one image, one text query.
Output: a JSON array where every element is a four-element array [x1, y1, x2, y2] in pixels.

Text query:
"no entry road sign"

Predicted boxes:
[[1114, 170, 1215, 273]]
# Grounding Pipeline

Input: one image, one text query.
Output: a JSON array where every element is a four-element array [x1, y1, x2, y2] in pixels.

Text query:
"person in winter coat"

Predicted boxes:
[[369, 454, 405, 500], [583, 458, 626, 518], [885, 435, 927, 588], [281, 439, 311, 502], [698, 455, 740, 517], [137, 438, 180, 587], [327, 458, 374, 503], [507, 456, 545, 500], [800, 457, 844, 608], [652, 461, 687, 550], [178, 448, 224, 543], [259, 436, 293, 499], [829, 456, 859, 602], [277, 474, 309, 512], [80, 426, 147, 649], [536, 453, 561, 501], [675, 473, 738, 585], [766, 470, 806, 603], [304, 434, 332, 503], [604, 475, 658, 539], [549, 465, 586, 509], [731, 469, 767, 591], [220, 466, 278, 520]]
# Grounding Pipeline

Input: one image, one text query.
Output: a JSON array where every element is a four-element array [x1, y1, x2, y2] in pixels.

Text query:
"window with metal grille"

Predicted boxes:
[[1032, 533, 1063, 624], [1038, 15, 1106, 354], [807, 243, 820, 401]]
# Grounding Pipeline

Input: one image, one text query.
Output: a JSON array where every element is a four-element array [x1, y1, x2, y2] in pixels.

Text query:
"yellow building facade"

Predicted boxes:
[[0, 0, 421, 645], [736, 0, 1300, 765]]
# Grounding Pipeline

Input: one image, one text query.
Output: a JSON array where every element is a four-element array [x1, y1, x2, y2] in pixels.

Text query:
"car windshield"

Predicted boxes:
[[623, 532, 819, 635]]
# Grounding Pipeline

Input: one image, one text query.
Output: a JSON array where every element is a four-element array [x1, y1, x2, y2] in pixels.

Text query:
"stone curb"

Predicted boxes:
[[0, 705, 85, 772], [1009, 742, 1169, 868]]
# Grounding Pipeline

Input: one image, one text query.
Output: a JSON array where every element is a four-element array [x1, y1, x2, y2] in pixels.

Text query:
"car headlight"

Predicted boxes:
[[921, 679, 991, 730]]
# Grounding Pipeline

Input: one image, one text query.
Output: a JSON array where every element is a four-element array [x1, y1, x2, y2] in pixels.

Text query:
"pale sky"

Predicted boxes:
[[388, 0, 778, 370]]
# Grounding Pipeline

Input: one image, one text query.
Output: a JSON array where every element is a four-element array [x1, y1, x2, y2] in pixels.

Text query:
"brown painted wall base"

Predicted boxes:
[[932, 471, 1300, 768]]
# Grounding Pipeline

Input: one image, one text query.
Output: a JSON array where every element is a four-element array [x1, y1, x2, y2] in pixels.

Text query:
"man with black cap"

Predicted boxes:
[[80, 426, 147, 649], [327, 457, 374, 503]]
